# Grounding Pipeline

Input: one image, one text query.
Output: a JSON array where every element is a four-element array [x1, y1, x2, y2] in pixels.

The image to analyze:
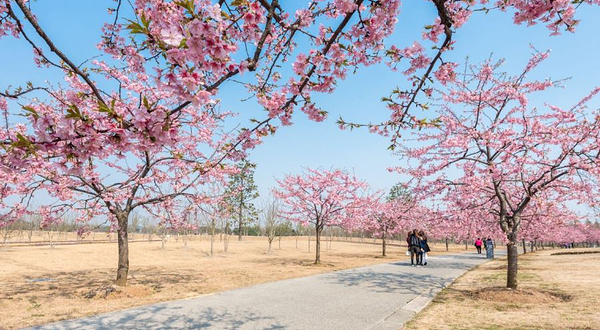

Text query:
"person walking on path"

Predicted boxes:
[[475, 238, 483, 254], [485, 237, 494, 259], [419, 231, 431, 265], [408, 229, 422, 266]]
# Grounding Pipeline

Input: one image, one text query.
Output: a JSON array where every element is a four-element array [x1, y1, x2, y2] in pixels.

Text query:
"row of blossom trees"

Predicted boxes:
[[393, 53, 600, 289], [273, 167, 600, 267]]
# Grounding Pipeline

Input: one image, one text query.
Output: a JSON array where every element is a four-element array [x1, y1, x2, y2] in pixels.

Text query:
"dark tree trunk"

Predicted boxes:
[[116, 212, 129, 286], [315, 220, 322, 264], [507, 241, 518, 289], [382, 235, 387, 257], [445, 238, 449, 252], [522, 239, 526, 254], [530, 240, 534, 252]]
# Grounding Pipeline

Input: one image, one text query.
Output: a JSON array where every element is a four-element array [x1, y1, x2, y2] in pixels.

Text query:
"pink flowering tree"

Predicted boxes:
[[0, 0, 403, 286], [274, 168, 368, 264], [0, 0, 414, 286], [397, 53, 600, 289], [361, 183, 417, 256], [338, 0, 600, 143]]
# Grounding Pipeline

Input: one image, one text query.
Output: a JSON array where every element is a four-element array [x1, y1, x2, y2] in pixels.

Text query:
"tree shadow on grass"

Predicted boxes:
[[3, 267, 201, 299]]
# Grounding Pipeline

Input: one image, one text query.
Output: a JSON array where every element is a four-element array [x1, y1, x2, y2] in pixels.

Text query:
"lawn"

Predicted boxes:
[[403, 248, 600, 330]]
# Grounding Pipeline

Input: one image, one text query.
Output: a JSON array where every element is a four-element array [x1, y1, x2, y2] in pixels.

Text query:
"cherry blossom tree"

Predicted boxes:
[[274, 168, 368, 264], [0, 0, 402, 286], [397, 53, 600, 289], [361, 184, 417, 256], [338, 0, 600, 141]]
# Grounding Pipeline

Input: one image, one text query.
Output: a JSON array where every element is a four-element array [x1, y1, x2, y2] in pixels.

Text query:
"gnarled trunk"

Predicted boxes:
[[115, 212, 129, 286], [315, 219, 322, 264], [505, 214, 520, 289], [507, 241, 518, 289]]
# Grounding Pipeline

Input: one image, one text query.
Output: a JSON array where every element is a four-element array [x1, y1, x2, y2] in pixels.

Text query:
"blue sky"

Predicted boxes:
[[1, 1, 599, 207]]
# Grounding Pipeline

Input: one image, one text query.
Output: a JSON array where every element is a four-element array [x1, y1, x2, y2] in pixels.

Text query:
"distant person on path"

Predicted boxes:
[[408, 230, 422, 267], [419, 231, 430, 265], [485, 237, 494, 259], [475, 238, 483, 254]]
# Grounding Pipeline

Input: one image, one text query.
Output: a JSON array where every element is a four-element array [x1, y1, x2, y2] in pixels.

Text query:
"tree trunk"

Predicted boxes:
[[530, 240, 534, 252], [210, 224, 215, 256], [315, 225, 322, 264], [522, 239, 526, 254], [506, 241, 518, 289], [278, 236, 281, 249], [295, 234, 298, 249], [382, 235, 387, 257], [445, 238, 449, 252], [115, 212, 129, 287], [224, 220, 229, 252], [238, 187, 244, 242], [268, 240, 272, 254]]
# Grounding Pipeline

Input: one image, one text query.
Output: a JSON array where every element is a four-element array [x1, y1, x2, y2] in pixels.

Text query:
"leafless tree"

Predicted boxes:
[[262, 198, 282, 254]]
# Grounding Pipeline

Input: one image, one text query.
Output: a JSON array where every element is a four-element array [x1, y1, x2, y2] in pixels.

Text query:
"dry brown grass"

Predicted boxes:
[[404, 247, 600, 330], [0, 235, 465, 330]]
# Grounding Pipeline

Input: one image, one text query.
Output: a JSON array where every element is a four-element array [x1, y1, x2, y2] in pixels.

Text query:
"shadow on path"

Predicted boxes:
[[28, 305, 284, 330]]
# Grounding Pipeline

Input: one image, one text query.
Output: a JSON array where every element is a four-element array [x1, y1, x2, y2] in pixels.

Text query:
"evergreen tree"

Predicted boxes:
[[387, 183, 412, 203], [226, 160, 259, 241]]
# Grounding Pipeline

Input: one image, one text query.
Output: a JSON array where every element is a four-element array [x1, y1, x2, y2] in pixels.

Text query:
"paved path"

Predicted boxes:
[[23, 253, 490, 330]]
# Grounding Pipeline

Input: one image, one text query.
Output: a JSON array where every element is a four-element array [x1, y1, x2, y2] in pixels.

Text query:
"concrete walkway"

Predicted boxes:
[[22, 253, 489, 330]]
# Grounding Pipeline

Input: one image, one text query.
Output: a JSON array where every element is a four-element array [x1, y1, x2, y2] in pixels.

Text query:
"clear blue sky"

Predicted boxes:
[[1, 1, 599, 204]]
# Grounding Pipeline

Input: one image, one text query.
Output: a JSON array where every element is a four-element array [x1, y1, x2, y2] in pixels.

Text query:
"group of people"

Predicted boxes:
[[406, 229, 430, 266], [406, 234, 495, 266], [475, 237, 495, 258]]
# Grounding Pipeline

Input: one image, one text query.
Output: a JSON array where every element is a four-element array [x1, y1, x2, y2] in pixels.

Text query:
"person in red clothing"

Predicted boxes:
[[475, 238, 483, 254]]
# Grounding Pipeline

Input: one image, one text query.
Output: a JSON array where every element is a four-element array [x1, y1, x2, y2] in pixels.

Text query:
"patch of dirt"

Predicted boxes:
[[80, 284, 155, 300], [107, 285, 155, 299], [466, 287, 572, 303]]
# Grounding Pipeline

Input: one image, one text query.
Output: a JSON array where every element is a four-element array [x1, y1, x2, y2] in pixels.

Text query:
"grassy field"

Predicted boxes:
[[0, 234, 465, 330], [404, 248, 600, 330]]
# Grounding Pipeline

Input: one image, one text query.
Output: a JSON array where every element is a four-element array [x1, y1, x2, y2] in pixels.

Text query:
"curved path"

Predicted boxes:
[[22, 253, 490, 330]]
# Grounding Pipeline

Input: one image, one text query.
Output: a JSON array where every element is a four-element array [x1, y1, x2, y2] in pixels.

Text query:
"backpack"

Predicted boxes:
[[409, 234, 420, 247]]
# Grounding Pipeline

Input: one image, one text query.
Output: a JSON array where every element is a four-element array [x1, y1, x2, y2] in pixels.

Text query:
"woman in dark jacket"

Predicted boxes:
[[419, 231, 431, 266]]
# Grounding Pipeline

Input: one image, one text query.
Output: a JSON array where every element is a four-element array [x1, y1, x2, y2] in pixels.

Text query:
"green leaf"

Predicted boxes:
[[140, 12, 151, 28], [231, 0, 247, 6], [175, 0, 195, 14], [65, 104, 82, 120], [22, 106, 39, 119], [98, 101, 116, 116], [125, 19, 145, 35]]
